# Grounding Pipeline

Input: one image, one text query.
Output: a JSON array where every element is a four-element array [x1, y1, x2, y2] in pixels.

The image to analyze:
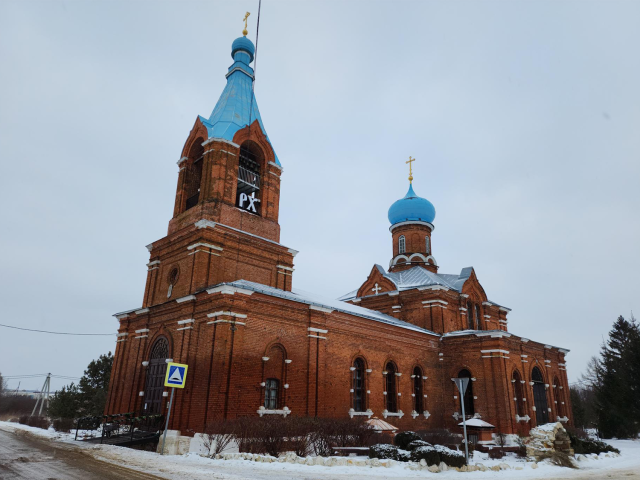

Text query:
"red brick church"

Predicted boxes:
[[106, 27, 572, 441]]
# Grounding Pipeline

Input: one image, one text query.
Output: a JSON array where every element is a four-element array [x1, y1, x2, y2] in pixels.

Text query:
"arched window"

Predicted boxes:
[[353, 358, 365, 412], [167, 267, 179, 299], [513, 370, 525, 417], [532, 367, 549, 424], [458, 369, 474, 416], [425, 236, 430, 254], [265, 378, 279, 410], [413, 366, 424, 413], [467, 302, 474, 330], [185, 140, 204, 210], [237, 142, 262, 215], [474, 304, 481, 330], [263, 344, 285, 410], [385, 362, 398, 412], [554, 376, 564, 418], [398, 236, 406, 254], [144, 337, 170, 414]]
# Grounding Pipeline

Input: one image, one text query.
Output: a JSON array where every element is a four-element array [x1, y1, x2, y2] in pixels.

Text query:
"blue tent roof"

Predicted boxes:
[[387, 184, 436, 225], [200, 37, 281, 166]]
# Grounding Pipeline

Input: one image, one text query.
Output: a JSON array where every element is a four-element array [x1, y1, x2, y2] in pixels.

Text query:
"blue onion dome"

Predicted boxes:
[[231, 36, 255, 63], [388, 184, 436, 225]]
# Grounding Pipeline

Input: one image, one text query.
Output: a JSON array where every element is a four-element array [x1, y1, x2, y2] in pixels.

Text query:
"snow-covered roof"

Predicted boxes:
[[458, 418, 495, 428], [338, 265, 507, 310], [367, 417, 398, 432], [226, 280, 440, 337]]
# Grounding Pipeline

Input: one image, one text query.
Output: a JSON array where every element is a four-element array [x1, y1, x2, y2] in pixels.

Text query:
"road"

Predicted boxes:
[[0, 428, 165, 480]]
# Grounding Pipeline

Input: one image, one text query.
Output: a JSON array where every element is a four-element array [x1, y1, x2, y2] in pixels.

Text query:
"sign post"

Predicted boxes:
[[160, 362, 188, 455], [453, 377, 470, 465]]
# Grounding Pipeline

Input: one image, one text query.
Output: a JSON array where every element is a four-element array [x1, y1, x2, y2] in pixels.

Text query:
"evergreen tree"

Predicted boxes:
[[48, 352, 113, 419], [595, 316, 640, 438]]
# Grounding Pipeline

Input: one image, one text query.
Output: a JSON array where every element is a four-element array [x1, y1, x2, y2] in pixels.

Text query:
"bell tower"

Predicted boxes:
[[387, 158, 438, 273], [140, 24, 296, 308]]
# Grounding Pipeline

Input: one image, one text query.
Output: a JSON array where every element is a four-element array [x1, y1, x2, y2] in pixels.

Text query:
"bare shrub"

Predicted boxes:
[[19, 415, 50, 429], [52, 418, 74, 433], [515, 435, 527, 458], [548, 451, 578, 469], [285, 417, 313, 457], [0, 396, 37, 416], [201, 420, 236, 457], [417, 428, 460, 447]]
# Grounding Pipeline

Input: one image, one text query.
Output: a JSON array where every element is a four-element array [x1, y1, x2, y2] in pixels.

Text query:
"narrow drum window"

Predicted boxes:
[[399, 236, 406, 254], [385, 362, 398, 412], [265, 378, 279, 410], [353, 358, 365, 412], [413, 366, 423, 413], [425, 236, 430, 254]]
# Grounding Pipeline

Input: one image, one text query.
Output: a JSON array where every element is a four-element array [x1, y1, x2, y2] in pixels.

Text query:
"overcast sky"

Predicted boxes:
[[1, 0, 639, 392]]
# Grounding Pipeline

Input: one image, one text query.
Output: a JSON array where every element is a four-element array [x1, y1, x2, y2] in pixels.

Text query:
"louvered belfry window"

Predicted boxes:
[[185, 141, 204, 211], [236, 142, 262, 215]]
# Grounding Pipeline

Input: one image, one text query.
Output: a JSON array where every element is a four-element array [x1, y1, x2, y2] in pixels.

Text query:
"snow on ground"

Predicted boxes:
[[1, 421, 639, 480]]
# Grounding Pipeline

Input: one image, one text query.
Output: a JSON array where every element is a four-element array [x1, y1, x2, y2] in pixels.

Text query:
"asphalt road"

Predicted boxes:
[[0, 429, 165, 480]]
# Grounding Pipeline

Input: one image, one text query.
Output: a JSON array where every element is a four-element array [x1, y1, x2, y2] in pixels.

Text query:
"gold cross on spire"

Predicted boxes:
[[242, 12, 250, 36], [406, 156, 415, 184]]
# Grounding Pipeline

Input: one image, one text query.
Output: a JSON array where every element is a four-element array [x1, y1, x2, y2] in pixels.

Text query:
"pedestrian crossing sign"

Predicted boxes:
[[164, 362, 188, 388]]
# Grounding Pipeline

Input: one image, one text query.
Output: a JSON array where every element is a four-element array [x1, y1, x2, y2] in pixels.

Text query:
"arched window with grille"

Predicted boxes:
[[398, 236, 406, 254], [413, 366, 424, 413], [385, 362, 398, 412], [264, 378, 279, 410], [513, 370, 525, 417], [184, 140, 204, 211], [144, 336, 170, 414], [353, 358, 366, 412], [467, 302, 475, 330], [236, 141, 263, 215], [425, 236, 430, 254], [458, 369, 474, 417], [532, 367, 549, 424]]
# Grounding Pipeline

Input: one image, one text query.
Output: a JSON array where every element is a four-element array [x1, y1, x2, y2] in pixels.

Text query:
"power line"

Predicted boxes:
[[0, 323, 115, 336]]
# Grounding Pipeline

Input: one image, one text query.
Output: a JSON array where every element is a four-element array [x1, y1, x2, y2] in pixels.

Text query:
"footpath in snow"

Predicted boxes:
[[1, 421, 639, 480]]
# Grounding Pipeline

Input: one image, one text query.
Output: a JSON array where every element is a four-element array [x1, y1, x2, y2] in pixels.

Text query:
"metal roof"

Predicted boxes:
[[199, 36, 281, 166], [226, 280, 440, 337]]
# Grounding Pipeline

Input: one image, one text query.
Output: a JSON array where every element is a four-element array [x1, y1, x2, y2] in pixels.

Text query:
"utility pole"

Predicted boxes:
[[31, 373, 51, 417]]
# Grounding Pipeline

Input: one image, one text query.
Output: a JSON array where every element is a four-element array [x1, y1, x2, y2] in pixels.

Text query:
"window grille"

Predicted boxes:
[[353, 359, 365, 412], [236, 143, 262, 215], [413, 367, 423, 412], [385, 362, 397, 412], [265, 378, 279, 410], [532, 367, 549, 424]]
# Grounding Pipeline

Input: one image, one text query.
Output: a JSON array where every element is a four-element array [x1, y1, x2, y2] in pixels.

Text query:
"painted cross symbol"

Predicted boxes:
[[372, 283, 382, 295]]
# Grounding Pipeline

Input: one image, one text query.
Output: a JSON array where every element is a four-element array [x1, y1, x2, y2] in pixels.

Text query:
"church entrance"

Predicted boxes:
[[143, 337, 170, 414], [532, 367, 549, 425]]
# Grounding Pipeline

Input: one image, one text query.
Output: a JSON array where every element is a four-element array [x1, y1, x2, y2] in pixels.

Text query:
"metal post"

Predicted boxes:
[[460, 390, 469, 464], [160, 388, 175, 455], [31, 374, 50, 417]]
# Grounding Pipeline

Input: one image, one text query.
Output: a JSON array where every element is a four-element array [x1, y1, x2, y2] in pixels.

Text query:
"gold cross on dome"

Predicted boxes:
[[406, 156, 415, 184], [242, 12, 250, 36]]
